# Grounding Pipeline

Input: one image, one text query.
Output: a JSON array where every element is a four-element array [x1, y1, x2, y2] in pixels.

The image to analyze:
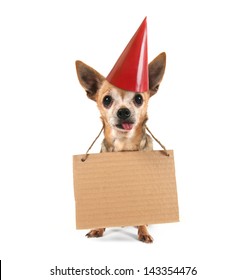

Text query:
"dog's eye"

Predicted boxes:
[[134, 94, 143, 106], [103, 95, 113, 108]]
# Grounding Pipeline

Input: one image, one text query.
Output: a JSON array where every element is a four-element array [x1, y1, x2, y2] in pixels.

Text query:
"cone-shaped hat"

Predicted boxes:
[[106, 17, 148, 92]]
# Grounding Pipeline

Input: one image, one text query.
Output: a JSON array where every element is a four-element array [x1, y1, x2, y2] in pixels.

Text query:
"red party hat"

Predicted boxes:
[[106, 17, 148, 92]]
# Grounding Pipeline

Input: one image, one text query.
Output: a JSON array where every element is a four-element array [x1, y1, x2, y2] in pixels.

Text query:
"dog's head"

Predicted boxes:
[[75, 52, 166, 133]]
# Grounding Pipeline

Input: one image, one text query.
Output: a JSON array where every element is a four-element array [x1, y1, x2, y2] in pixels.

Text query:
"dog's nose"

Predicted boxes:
[[117, 108, 131, 120]]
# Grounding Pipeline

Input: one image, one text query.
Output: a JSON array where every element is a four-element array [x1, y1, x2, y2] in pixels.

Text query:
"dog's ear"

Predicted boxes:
[[75, 60, 105, 101], [148, 52, 166, 97]]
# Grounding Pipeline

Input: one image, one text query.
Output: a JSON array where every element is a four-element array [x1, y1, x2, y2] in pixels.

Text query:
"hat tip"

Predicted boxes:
[[143, 16, 147, 23]]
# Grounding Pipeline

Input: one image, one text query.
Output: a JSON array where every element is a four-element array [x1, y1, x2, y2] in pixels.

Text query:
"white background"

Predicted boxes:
[[0, 0, 246, 279]]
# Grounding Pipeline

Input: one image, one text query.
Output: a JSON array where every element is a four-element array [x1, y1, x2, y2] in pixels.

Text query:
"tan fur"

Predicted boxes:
[[97, 81, 153, 152], [75, 52, 166, 243]]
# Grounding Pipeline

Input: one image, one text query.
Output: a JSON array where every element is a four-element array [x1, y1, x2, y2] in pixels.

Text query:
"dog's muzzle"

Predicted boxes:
[[116, 108, 134, 131]]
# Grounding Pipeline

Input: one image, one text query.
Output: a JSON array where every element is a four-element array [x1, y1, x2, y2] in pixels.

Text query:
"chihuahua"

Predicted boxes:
[[75, 52, 166, 243]]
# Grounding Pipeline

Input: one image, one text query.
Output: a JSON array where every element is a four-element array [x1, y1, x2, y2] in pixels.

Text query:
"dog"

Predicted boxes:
[[75, 52, 166, 243]]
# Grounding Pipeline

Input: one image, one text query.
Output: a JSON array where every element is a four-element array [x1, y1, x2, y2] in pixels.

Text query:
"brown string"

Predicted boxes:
[[81, 126, 104, 162], [81, 125, 169, 162], [145, 125, 169, 156]]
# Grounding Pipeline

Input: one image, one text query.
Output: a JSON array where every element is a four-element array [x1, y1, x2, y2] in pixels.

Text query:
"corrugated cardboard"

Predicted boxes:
[[73, 150, 179, 229]]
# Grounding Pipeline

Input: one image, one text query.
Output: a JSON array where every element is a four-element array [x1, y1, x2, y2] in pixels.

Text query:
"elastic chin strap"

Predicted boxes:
[[81, 125, 169, 162]]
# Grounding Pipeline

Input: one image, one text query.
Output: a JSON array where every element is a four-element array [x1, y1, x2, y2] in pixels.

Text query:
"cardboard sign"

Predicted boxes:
[[73, 150, 179, 229]]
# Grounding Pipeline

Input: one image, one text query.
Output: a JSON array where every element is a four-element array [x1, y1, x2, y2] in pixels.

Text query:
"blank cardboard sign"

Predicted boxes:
[[73, 150, 179, 229]]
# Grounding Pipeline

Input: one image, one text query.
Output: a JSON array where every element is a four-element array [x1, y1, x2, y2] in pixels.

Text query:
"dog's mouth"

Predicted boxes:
[[116, 122, 134, 131]]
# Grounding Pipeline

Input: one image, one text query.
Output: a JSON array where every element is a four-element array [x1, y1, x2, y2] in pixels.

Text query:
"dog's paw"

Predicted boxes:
[[86, 228, 105, 238], [138, 233, 154, 243], [138, 225, 153, 243]]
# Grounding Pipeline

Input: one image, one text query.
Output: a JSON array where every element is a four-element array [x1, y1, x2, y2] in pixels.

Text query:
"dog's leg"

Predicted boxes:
[[86, 228, 105, 238], [138, 225, 153, 243]]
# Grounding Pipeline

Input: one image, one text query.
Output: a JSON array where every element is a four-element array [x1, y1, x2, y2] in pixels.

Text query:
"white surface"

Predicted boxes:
[[0, 0, 245, 279]]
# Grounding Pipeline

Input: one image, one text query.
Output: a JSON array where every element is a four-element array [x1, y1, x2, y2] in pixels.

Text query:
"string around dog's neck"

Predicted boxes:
[[81, 125, 169, 162], [81, 126, 104, 162], [145, 125, 169, 156]]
